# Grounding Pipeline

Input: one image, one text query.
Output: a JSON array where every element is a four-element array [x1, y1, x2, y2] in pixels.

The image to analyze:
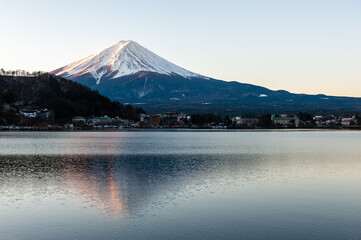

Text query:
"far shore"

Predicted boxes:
[[1, 127, 360, 133]]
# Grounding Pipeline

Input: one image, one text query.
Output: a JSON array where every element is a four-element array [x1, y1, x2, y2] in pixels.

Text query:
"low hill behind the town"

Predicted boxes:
[[0, 72, 145, 124]]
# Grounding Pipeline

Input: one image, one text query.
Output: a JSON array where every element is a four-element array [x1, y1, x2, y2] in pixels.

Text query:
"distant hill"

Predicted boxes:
[[51, 40, 361, 115], [0, 73, 145, 123]]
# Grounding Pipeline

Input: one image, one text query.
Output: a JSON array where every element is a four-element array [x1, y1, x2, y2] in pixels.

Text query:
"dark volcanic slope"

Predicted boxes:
[[67, 71, 361, 115]]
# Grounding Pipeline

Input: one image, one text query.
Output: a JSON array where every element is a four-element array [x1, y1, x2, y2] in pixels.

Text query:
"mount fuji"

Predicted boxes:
[[52, 40, 204, 84], [51, 40, 361, 114]]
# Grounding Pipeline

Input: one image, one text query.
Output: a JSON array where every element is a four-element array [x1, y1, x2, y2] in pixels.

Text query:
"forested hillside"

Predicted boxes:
[[0, 73, 145, 124]]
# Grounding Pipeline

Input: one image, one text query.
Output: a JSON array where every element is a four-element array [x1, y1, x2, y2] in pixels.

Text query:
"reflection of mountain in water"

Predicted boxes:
[[61, 156, 129, 220], [0, 153, 284, 219]]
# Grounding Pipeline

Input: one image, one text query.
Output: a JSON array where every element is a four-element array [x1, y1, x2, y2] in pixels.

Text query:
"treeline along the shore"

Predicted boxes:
[[0, 73, 145, 124]]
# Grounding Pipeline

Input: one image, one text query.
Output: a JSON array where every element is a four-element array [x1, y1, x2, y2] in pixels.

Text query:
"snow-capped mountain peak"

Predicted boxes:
[[51, 40, 204, 84]]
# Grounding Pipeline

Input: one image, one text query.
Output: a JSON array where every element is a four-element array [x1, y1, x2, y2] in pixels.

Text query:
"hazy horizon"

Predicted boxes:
[[1, 0, 360, 97]]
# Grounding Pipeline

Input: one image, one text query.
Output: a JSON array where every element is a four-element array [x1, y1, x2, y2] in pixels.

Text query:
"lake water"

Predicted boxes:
[[0, 131, 360, 240]]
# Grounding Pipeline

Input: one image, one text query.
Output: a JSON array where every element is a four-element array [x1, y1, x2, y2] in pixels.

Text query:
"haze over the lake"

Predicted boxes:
[[0, 0, 360, 97]]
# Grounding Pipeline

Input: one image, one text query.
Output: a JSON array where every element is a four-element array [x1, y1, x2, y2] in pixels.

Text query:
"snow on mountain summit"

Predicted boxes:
[[52, 40, 204, 84]]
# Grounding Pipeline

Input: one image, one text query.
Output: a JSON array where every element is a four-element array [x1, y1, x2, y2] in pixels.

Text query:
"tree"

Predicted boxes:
[[223, 116, 233, 125], [299, 112, 313, 122], [259, 114, 272, 127], [355, 113, 361, 125], [191, 113, 221, 125]]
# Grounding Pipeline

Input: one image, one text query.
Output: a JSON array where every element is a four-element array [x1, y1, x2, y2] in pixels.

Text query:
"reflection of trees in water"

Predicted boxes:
[[0, 155, 67, 208], [0, 153, 273, 220]]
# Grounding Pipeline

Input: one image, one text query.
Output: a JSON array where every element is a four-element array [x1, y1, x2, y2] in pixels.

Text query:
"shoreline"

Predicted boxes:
[[1, 127, 360, 133]]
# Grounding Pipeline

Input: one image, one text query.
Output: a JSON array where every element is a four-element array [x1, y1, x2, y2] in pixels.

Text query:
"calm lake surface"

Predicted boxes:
[[0, 131, 360, 240]]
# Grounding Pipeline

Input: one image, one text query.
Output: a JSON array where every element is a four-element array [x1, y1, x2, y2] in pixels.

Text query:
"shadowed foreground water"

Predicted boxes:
[[0, 131, 361, 240]]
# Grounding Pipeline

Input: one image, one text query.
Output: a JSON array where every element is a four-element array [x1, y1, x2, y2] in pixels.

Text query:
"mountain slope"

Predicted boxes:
[[52, 40, 204, 84], [0, 73, 144, 123], [52, 41, 361, 115]]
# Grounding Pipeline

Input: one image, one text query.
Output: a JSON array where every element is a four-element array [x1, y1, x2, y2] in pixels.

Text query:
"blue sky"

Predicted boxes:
[[0, 0, 360, 97]]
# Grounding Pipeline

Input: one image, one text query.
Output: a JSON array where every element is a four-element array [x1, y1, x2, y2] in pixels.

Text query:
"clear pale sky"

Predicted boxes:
[[0, 0, 360, 97]]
